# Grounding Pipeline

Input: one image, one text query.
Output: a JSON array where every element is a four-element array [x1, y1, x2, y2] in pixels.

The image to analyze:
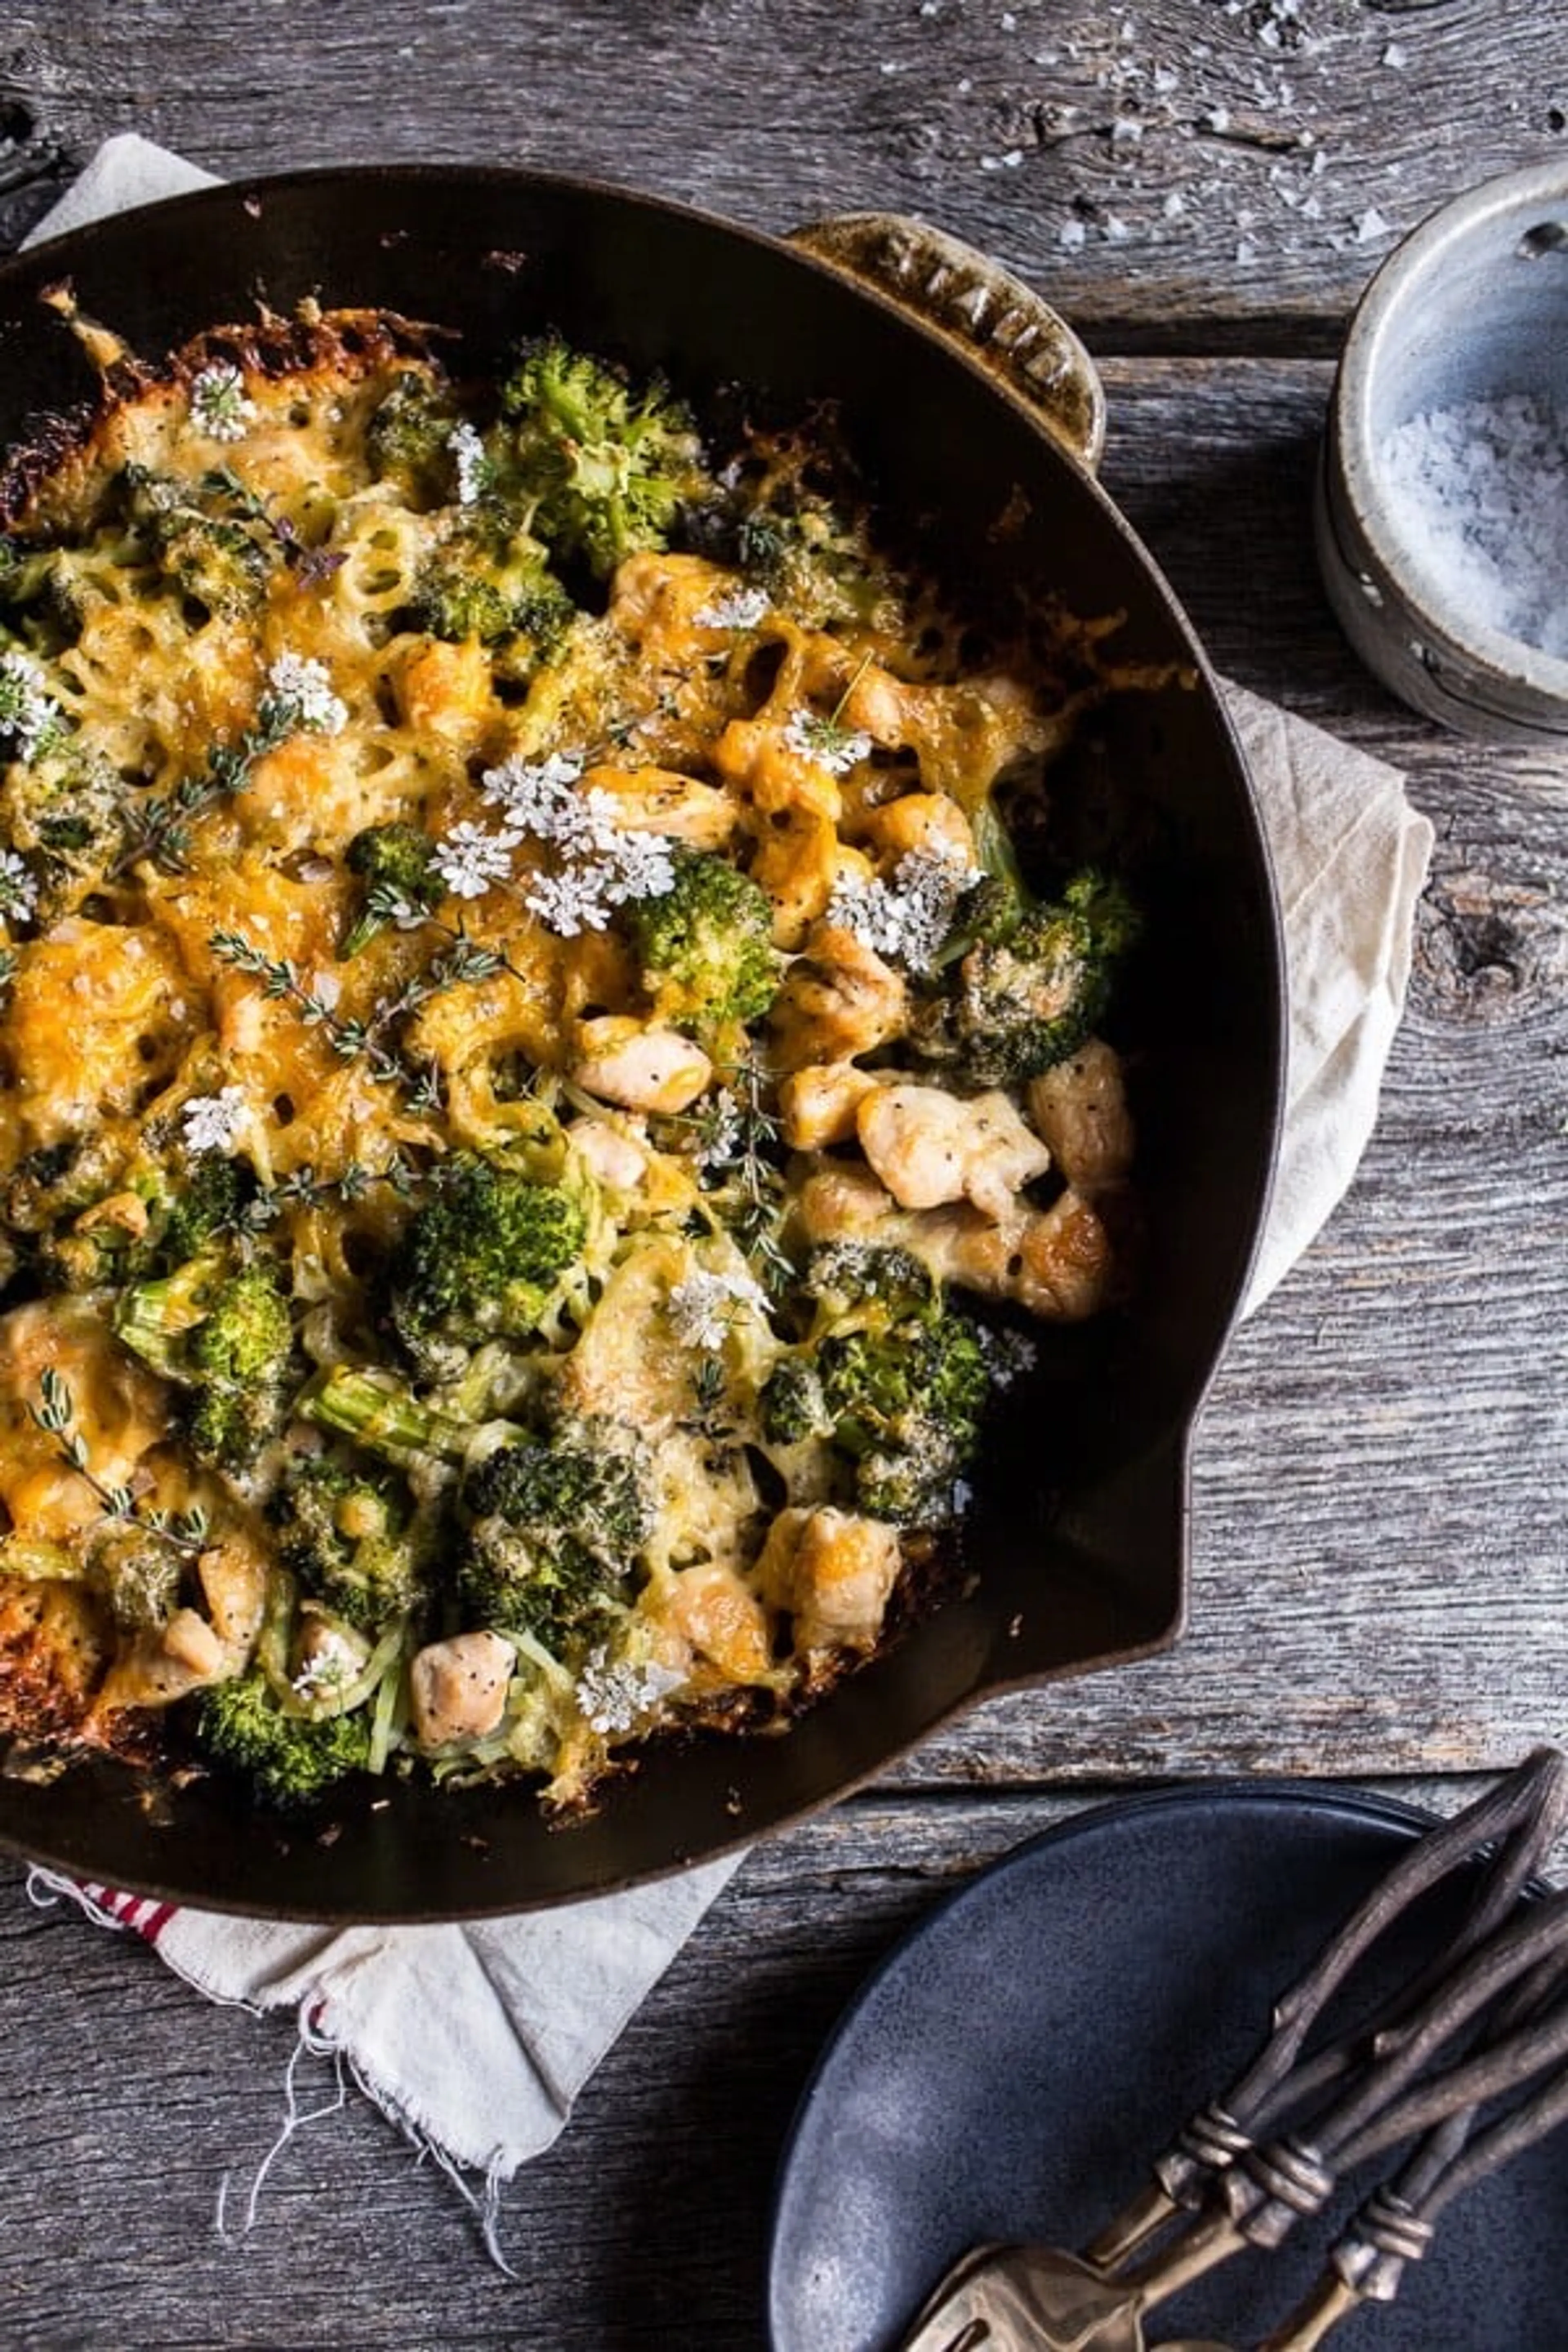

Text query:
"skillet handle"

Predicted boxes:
[[786, 212, 1106, 473]]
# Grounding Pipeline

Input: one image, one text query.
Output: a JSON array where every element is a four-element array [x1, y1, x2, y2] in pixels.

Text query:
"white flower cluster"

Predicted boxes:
[[463, 748, 679, 937], [667, 1266, 770, 1349], [976, 1324, 1039, 1392], [448, 420, 489, 507], [261, 653, 348, 738], [189, 362, 257, 444], [575, 1648, 685, 1737], [693, 584, 771, 630], [0, 846, 39, 924], [291, 1627, 363, 1702], [783, 705, 873, 776], [0, 649, 65, 764], [180, 1085, 248, 1156], [824, 843, 978, 972], [430, 820, 517, 902]]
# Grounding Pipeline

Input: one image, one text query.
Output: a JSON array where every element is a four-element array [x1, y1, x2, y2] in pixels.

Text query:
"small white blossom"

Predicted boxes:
[[189, 362, 257, 443], [693, 1091, 744, 1173], [0, 649, 65, 764], [292, 1627, 363, 1701], [0, 846, 38, 922], [783, 706, 873, 775], [575, 1648, 685, 1737], [521, 865, 615, 936], [693, 584, 771, 630], [598, 825, 677, 908], [448, 419, 489, 506], [825, 844, 979, 971], [482, 748, 679, 936], [181, 1085, 248, 1156], [667, 1267, 771, 1349], [261, 653, 348, 737], [978, 1325, 1039, 1391], [431, 820, 519, 900], [480, 749, 590, 837]]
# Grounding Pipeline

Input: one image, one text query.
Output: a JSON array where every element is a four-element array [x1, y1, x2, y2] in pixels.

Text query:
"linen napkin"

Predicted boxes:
[[18, 137, 1433, 2211]]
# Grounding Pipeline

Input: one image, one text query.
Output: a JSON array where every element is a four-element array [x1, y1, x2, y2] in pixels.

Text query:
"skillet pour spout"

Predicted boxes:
[[0, 166, 1283, 1919]]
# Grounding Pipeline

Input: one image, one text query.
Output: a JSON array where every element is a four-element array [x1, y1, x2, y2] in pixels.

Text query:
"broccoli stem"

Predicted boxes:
[[298, 1365, 468, 1463]]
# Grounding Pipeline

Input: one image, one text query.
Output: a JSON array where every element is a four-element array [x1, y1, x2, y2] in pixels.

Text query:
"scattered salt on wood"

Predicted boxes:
[[1379, 393, 1568, 660]]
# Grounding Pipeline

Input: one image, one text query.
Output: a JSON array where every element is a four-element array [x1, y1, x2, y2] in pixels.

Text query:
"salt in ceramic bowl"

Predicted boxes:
[[1317, 160, 1568, 741]]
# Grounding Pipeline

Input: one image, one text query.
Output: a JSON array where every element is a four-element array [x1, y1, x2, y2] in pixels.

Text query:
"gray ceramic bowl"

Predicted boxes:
[[1317, 160, 1568, 741]]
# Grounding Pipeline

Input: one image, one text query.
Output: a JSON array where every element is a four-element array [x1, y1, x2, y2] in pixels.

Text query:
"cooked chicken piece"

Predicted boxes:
[[571, 1016, 713, 1113], [857, 1083, 1051, 1220], [748, 813, 849, 947], [714, 716, 844, 822], [409, 1630, 517, 1749], [581, 764, 739, 850], [607, 547, 746, 642], [768, 923, 908, 1070], [856, 790, 978, 871], [797, 1162, 1116, 1322], [1027, 1039, 1135, 1193], [569, 1115, 651, 1193], [160, 1608, 230, 1680], [660, 1559, 773, 1682], [0, 1299, 170, 1542], [777, 1062, 881, 1151], [393, 636, 493, 745], [755, 1505, 903, 1655]]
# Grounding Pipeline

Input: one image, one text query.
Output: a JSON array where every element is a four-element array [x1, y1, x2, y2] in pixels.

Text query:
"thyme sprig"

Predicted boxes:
[[114, 701, 297, 878], [694, 1054, 793, 1292], [238, 1154, 418, 1230], [208, 925, 512, 1111], [30, 1370, 211, 1557]]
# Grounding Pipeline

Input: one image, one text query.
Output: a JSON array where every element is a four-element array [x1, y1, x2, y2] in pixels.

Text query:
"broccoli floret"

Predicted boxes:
[[760, 1246, 991, 1525], [756, 1354, 831, 1447], [272, 1450, 431, 1634], [0, 736, 128, 914], [498, 336, 711, 579], [115, 466, 273, 619], [195, 1666, 370, 1809], [158, 1153, 246, 1268], [89, 1525, 184, 1633], [627, 850, 780, 1038], [115, 1252, 295, 1471], [365, 373, 467, 506], [157, 510, 271, 619], [412, 524, 574, 660], [457, 1417, 652, 1653], [0, 543, 95, 650], [816, 1315, 989, 1524], [802, 1242, 936, 1325], [341, 821, 443, 955], [389, 1154, 590, 1379], [912, 867, 1140, 1087]]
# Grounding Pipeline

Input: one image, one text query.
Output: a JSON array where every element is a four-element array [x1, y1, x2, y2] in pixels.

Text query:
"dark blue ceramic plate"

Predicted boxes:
[[767, 1782, 1567, 2352]]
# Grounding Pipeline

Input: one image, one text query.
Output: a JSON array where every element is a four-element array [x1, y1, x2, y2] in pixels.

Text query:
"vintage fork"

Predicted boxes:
[[898, 1928, 1568, 2351], [895, 1751, 1568, 2352]]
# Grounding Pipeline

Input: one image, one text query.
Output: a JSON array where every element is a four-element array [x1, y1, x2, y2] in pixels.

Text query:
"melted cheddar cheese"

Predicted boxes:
[[0, 308, 1139, 1815]]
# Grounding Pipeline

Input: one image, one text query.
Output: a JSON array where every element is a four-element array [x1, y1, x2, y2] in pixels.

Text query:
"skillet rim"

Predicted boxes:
[[0, 162, 1286, 1917]]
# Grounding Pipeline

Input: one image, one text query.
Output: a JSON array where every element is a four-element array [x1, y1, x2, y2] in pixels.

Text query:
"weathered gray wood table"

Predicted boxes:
[[1, 6, 1566, 2346]]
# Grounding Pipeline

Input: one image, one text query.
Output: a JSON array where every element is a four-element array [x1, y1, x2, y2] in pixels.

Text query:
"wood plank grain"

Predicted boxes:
[[0, 1774, 1535, 2350], [4, 2, 1566, 349]]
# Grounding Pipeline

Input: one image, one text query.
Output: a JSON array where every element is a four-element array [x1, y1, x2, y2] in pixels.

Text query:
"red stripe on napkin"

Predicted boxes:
[[76, 1884, 177, 1944]]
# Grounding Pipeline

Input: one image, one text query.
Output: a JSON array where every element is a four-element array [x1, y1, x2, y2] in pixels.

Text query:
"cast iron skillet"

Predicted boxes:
[[0, 167, 1283, 1918]]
